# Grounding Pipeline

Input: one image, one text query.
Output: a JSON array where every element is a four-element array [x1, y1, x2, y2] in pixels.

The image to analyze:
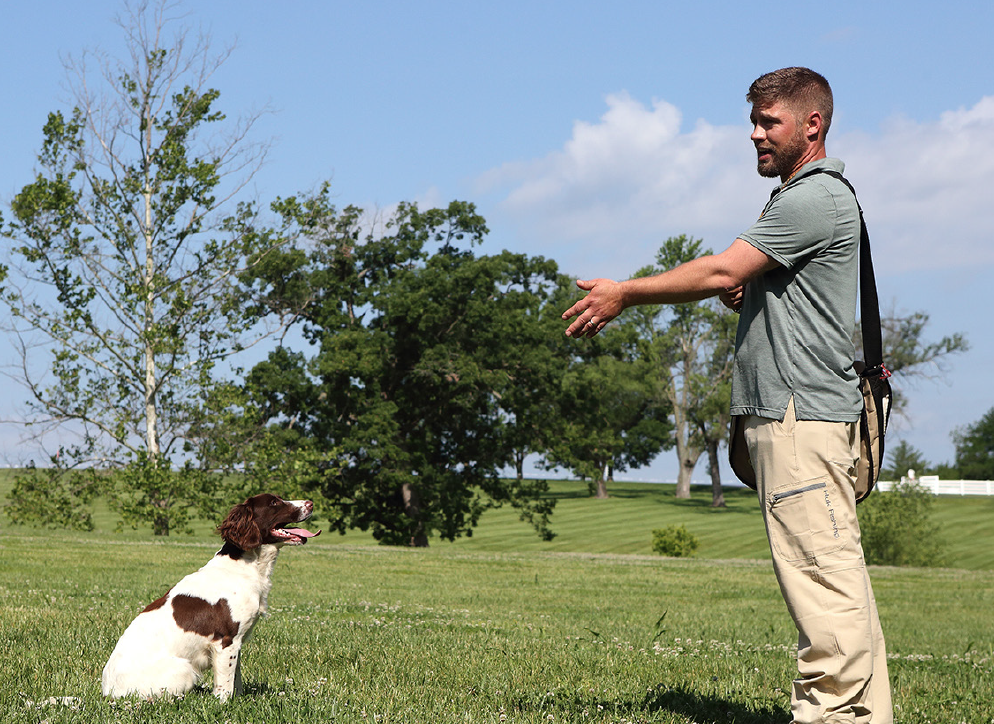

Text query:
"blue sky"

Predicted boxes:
[[1, 1, 992, 482]]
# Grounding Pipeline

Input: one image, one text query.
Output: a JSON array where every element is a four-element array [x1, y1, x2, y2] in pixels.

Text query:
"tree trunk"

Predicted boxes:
[[401, 482, 429, 547], [674, 438, 702, 499], [143, 182, 169, 536], [594, 474, 609, 499], [515, 449, 525, 480], [153, 507, 170, 536], [675, 455, 697, 499], [706, 439, 726, 508], [143, 185, 158, 460]]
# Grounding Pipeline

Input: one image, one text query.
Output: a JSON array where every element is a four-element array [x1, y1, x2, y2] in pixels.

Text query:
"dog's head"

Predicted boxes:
[[216, 494, 321, 551]]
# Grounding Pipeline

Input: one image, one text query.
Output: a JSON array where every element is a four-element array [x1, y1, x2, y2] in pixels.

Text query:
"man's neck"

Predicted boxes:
[[782, 145, 828, 184]]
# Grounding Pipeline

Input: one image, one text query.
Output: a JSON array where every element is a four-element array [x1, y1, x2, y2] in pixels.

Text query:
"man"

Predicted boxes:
[[562, 67, 892, 724]]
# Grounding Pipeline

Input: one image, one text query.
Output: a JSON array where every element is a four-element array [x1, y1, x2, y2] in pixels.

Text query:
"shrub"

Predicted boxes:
[[859, 480, 946, 567], [651, 524, 699, 557]]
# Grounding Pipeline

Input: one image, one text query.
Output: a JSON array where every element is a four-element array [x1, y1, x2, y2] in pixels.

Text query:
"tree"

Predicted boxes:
[[954, 407, 994, 480], [690, 377, 733, 508], [625, 236, 738, 500], [878, 308, 969, 379], [542, 344, 671, 499], [492, 273, 576, 483], [880, 439, 933, 481], [236, 191, 558, 546], [1, 1, 274, 534], [543, 278, 673, 499], [856, 307, 969, 416]]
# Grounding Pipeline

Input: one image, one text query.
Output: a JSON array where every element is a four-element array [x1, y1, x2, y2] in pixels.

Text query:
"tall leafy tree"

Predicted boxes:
[[235, 190, 559, 545], [625, 235, 738, 500], [877, 309, 969, 380], [542, 340, 671, 499], [880, 439, 934, 481], [687, 308, 738, 508], [856, 307, 969, 417], [496, 273, 577, 482], [954, 407, 994, 480], [1, 0, 274, 534]]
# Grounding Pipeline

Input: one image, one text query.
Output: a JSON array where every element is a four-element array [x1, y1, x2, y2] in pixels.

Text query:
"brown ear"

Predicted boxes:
[[216, 502, 262, 550]]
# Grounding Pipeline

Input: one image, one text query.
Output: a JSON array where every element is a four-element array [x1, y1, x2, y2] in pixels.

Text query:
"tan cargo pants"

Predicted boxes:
[[742, 398, 893, 724]]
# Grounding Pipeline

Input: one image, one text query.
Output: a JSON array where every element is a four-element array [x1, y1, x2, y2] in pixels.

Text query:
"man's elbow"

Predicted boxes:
[[720, 240, 779, 287]]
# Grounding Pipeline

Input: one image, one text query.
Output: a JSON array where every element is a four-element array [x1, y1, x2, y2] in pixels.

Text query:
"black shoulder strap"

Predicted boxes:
[[779, 168, 885, 374]]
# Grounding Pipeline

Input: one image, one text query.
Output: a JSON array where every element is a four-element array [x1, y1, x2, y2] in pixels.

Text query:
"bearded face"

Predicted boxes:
[[756, 123, 807, 178], [750, 102, 809, 180]]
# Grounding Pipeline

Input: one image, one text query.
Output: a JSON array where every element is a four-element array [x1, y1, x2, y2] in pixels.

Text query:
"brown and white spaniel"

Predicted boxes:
[[101, 494, 320, 701]]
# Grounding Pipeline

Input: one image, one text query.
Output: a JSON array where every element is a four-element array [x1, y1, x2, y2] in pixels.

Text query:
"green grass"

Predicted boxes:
[[448, 480, 993, 572], [2, 471, 990, 570], [1, 472, 993, 722], [1, 536, 992, 723], [445, 483, 772, 558]]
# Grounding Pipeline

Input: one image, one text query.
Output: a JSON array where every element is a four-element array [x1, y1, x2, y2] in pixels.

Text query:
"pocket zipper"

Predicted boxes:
[[771, 481, 827, 503]]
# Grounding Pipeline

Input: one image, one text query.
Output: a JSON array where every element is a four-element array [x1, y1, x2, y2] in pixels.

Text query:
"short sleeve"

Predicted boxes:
[[739, 185, 838, 269]]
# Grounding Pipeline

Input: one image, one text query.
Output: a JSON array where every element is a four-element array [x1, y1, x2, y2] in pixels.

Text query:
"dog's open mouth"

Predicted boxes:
[[272, 524, 321, 545]]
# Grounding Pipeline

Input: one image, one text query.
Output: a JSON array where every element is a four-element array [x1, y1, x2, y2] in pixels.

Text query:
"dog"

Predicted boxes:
[[101, 494, 320, 700]]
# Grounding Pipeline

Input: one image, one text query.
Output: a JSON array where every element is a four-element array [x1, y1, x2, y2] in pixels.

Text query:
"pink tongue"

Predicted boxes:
[[286, 528, 320, 538]]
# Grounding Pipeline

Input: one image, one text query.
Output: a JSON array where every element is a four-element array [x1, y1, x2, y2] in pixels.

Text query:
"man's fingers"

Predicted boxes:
[[562, 289, 593, 320], [565, 314, 594, 338], [565, 314, 605, 338], [719, 286, 744, 312], [562, 300, 586, 321]]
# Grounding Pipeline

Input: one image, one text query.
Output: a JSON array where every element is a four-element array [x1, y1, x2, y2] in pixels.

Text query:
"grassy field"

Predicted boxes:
[[11, 474, 983, 569], [441, 481, 994, 571], [1, 473, 993, 723]]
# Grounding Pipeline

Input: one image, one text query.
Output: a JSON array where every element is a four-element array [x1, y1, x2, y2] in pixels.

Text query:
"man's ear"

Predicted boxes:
[[805, 110, 824, 142]]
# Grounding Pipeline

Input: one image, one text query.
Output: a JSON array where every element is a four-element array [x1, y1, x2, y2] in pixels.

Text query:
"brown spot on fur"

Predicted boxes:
[[142, 589, 172, 613], [171, 594, 240, 648]]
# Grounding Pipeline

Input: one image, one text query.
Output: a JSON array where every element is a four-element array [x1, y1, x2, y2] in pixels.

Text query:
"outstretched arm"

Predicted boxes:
[[562, 239, 777, 338]]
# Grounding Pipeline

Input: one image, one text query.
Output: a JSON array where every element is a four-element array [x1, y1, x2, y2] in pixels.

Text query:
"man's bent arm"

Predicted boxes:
[[563, 239, 777, 338]]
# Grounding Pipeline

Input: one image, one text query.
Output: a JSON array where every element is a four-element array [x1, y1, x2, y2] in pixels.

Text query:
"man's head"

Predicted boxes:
[[747, 67, 833, 180], [747, 67, 834, 136]]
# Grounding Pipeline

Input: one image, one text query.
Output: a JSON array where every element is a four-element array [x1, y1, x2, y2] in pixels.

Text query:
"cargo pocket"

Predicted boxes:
[[766, 478, 847, 563]]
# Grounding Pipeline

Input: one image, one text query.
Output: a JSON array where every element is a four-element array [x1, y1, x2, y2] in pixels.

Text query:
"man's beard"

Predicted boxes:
[[756, 127, 807, 179]]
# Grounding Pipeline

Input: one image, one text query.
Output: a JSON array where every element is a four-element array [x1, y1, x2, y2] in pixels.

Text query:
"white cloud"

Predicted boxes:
[[477, 93, 767, 276], [835, 96, 994, 271], [480, 93, 994, 278]]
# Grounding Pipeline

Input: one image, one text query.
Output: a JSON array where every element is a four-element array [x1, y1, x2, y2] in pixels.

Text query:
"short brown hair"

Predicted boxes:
[[747, 67, 834, 137]]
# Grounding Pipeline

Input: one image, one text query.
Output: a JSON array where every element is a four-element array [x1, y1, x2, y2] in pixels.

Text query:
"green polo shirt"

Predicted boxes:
[[730, 158, 862, 422]]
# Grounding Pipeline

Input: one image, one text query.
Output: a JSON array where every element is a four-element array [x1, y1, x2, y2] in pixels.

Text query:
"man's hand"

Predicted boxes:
[[719, 285, 744, 312], [562, 278, 626, 338]]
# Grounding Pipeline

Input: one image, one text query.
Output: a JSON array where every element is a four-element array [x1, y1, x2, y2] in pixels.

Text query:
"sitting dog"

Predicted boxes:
[[101, 494, 320, 700]]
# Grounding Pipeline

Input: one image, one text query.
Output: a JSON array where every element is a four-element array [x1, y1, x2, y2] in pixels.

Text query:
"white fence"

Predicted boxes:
[[875, 476, 994, 496]]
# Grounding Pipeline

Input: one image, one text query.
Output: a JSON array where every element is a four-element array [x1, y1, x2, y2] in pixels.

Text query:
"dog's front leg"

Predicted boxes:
[[233, 653, 244, 696], [212, 639, 242, 701]]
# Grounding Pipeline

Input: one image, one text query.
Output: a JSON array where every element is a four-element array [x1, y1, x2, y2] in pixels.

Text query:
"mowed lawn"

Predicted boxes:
[[2, 471, 990, 569], [1, 472, 992, 723], [406, 480, 994, 571]]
